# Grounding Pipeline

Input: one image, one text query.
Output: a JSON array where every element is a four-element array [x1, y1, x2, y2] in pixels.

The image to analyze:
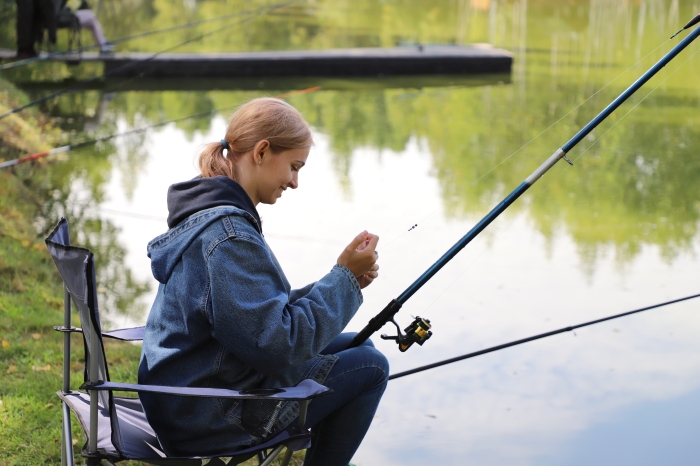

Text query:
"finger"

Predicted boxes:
[[366, 234, 379, 252], [348, 231, 368, 251]]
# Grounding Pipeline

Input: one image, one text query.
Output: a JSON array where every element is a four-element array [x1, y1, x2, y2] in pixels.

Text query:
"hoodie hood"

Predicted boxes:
[[166, 176, 261, 230], [148, 176, 262, 284]]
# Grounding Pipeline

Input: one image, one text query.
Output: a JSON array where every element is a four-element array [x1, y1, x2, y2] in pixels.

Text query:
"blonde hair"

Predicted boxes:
[[199, 97, 313, 179]]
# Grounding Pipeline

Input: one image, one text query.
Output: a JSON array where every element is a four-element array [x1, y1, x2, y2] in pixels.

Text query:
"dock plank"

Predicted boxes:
[[1, 45, 512, 78]]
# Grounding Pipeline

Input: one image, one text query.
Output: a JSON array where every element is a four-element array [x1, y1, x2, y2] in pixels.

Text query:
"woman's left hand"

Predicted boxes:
[[357, 263, 379, 289]]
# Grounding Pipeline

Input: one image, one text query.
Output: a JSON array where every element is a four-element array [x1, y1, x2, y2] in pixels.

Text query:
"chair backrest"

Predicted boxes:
[[56, 7, 80, 28], [46, 217, 126, 456]]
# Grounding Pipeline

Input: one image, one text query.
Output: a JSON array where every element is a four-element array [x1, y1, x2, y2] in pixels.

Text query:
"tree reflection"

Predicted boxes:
[[2, 0, 699, 302]]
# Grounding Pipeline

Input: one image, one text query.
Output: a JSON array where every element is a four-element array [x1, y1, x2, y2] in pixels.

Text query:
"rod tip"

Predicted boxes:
[[671, 13, 700, 39]]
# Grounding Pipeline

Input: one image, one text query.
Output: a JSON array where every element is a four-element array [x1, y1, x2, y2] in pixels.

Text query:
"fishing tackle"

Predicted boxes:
[[349, 14, 700, 351], [381, 316, 432, 352]]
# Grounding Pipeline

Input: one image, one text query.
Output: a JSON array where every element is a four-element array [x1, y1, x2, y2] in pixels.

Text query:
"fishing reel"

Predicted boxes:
[[381, 316, 432, 352]]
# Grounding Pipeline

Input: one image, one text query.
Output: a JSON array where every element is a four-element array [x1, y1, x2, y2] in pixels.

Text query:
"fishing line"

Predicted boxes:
[[0, 86, 321, 169], [0, 2, 296, 72], [388, 291, 700, 380], [377, 39, 672, 252], [416, 42, 700, 321], [0, 2, 292, 120]]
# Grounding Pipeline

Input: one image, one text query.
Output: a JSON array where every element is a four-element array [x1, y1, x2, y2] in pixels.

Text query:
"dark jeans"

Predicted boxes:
[[302, 333, 389, 466], [15, 0, 57, 51]]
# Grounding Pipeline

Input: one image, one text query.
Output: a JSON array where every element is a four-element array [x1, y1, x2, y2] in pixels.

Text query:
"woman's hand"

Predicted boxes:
[[337, 231, 380, 289]]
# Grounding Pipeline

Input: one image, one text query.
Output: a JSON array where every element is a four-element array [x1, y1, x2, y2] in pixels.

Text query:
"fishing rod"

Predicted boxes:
[[388, 292, 700, 380], [349, 13, 700, 352], [0, 87, 320, 170], [0, 1, 297, 72], [0, 2, 293, 121]]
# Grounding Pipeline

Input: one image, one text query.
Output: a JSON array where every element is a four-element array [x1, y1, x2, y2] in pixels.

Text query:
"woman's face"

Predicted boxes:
[[256, 146, 310, 205]]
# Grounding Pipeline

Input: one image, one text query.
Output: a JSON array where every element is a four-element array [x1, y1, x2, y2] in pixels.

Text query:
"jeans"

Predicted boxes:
[[73, 10, 107, 46], [302, 333, 389, 466]]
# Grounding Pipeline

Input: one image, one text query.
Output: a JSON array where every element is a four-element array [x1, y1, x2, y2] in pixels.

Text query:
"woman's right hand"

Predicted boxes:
[[337, 231, 379, 286]]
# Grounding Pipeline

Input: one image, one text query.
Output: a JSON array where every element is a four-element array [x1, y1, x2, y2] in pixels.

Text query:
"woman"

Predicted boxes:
[[138, 97, 389, 465]]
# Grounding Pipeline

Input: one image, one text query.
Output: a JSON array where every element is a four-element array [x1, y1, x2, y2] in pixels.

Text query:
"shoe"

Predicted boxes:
[[99, 42, 115, 55], [16, 47, 38, 59]]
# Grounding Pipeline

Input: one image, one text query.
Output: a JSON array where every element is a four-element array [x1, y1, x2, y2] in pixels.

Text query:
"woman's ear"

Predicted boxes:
[[253, 140, 271, 164]]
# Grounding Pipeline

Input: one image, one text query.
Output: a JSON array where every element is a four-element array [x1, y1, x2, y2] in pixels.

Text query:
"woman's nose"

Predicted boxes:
[[289, 173, 299, 189]]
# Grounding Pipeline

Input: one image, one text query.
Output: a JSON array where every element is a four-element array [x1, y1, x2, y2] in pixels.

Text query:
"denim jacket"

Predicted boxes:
[[138, 179, 363, 456]]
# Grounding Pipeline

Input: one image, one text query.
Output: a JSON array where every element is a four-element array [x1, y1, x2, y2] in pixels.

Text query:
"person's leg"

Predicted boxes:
[[15, 0, 37, 55], [319, 332, 361, 355], [73, 9, 106, 46], [302, 333, 389, 466]]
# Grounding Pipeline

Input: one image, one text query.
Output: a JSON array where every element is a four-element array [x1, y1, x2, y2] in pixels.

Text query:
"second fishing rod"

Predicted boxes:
[[349, 14, 700, 351]]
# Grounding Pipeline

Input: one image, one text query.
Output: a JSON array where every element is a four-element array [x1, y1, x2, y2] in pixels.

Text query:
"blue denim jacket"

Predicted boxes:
[[138, 205, 363, 456]]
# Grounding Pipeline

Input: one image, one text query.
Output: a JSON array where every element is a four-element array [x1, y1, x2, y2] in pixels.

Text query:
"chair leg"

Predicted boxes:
[[61, 424, 67, 466], [279, 447, 294, 466], [257, 451, 267, 462], [61, 401, 75, 466], [259, 445, 285, 466]]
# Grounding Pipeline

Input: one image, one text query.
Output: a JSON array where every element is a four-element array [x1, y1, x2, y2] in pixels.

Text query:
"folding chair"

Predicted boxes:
[[55, 7, 82, 54], [55, 7, 83, 64], [46, 217, 330, 466]]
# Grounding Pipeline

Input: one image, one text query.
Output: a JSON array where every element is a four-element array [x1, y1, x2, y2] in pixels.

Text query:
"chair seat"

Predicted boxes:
[[58, 391, 311, 465]]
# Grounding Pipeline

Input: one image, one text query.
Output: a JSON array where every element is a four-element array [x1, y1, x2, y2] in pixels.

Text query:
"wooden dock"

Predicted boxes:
[[14, 74, 512, 93], [1, 45, 512, 78]]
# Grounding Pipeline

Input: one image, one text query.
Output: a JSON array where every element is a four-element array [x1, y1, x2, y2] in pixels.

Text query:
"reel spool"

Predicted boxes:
[[381, 316, 433, 352]]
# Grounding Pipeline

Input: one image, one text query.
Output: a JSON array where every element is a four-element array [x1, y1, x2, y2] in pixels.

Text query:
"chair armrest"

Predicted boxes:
[[53, 325, 145, 341], [80, 378, 331, 401], [102, 326, 145, 341]]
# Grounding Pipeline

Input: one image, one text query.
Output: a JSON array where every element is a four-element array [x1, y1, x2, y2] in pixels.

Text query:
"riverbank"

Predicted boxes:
[[0, 81, 143, 463]]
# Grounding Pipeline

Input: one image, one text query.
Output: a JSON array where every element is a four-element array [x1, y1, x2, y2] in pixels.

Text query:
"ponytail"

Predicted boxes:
[[199, 141, 235, 179]]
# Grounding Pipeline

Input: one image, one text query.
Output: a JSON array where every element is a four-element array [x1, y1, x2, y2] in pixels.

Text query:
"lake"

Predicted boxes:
[[5, 0, 700, 464]]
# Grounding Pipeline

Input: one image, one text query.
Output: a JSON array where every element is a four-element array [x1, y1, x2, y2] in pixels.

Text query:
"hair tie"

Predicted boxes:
[[220, 139, 229, 150]]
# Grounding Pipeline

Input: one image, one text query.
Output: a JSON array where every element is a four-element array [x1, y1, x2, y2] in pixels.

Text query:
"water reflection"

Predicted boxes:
[[3, 0, 700, 464]]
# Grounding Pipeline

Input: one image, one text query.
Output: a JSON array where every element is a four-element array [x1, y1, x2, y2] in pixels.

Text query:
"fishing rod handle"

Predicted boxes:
[[349, 299, 402, 348]]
